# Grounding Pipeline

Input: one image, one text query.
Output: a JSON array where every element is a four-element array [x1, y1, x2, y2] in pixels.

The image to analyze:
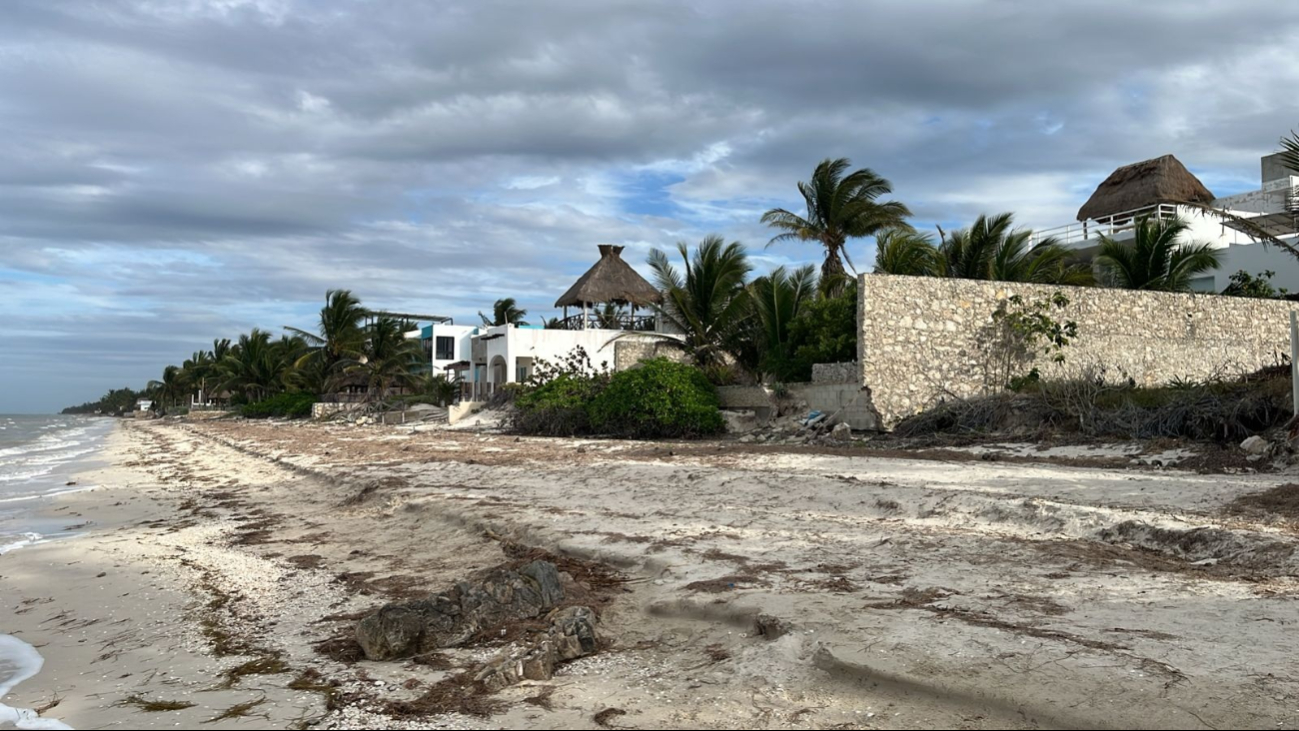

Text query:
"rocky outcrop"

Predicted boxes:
[[475, 606, 601, 690], [356, 560, 565, 660]]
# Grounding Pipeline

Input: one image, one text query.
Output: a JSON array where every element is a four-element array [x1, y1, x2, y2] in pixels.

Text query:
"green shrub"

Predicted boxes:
[[588, 359, 725, 439], [512, 372, 602, 436], [241, 391, 317, 419]]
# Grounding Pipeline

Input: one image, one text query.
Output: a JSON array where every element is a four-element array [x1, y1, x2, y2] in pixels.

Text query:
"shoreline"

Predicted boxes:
[[3, 418, 1299, 729]]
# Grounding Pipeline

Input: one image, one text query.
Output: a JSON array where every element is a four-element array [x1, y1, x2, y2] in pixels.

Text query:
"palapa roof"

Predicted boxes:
[[554, 245, 663, 308], [1076, 154, 1216, 222]]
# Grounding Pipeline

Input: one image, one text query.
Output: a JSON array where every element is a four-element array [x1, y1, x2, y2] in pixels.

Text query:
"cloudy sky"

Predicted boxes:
[[3, 0, 1299, 413]]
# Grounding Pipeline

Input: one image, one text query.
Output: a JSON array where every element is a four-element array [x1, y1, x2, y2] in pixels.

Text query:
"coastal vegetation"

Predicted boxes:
[[62, 151, 1290, 421]]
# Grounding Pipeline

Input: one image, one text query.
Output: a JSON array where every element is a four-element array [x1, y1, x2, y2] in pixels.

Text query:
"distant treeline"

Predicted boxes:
[[61, 387, 146, 416]]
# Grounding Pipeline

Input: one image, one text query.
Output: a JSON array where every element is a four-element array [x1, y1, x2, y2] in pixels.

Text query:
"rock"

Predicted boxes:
[[356, 560, 565, 661], [829, 422, 853, 443], [475, 606, 601, 690], [1241, 435, 1269, 455], [753, 613, 791, 640]]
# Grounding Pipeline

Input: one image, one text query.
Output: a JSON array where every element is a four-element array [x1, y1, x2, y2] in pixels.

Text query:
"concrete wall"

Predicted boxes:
[[717, 383, 879, 430], [858, 273, 1298, 428]]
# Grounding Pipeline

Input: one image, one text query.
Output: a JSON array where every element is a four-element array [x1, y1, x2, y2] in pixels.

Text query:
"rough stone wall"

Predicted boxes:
[[612, 339, 690, 371], [812, 362, 858, 384], [859, 273, 1296, 427]]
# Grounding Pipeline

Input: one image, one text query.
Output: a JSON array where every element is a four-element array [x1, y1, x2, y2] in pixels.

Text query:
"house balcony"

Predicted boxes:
[[1031, 201, 1283, 255], [552, 313, 658, 331]]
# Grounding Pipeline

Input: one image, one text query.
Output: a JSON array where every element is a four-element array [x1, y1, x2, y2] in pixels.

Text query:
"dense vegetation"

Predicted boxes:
[[67, 290, 429, 418], [511, 351, 724, 439]]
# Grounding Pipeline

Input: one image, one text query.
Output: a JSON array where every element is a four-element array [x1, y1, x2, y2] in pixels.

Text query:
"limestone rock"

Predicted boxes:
[[1241, 435, 1269, 455], [829, 422, 853, 442], [356, 560, 564, 661], [476, 605, 601, 690]]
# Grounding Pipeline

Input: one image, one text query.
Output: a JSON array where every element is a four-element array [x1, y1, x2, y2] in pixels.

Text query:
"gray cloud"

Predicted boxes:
[[3, 0, 1299, 411]]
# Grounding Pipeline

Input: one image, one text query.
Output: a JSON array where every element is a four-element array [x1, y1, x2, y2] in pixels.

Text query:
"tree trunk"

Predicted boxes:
[[820, 241, 849, 298]]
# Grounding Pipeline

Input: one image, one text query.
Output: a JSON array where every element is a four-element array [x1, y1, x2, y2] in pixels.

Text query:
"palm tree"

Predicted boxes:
[[217, 329, 292, 402], [750, 264, 818, 378], [1281, 128, 1299, 176], [1095, 216, 1222, 291], [148, 365, 186, 412], [212, 338, 232, 362], [937, 212, 1092, 285], [181, 350, 215, 404], [761, 158, 912, 295], [648, 235, 752, 367], [873, 229, 939, 276], [286, 290, 367, 389], [480, 298, 528, 327], [345, 316, 424, 400]]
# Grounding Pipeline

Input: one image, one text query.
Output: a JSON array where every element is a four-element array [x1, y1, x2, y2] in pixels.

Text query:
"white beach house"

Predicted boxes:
[[1034, 152, 1299, 292], [464, 245, 680, 401]]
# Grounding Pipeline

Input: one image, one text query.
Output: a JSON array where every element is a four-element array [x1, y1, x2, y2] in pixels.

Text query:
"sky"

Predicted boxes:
[[3, 0, 1299, 413]]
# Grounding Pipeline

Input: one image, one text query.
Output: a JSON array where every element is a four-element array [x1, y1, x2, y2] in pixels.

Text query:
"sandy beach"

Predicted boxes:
[[4, 418, 1299, 729]]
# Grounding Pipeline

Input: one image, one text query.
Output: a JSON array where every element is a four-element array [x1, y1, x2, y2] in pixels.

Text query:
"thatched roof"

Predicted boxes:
[[1076, 154, 1216, 222], [554, 245, 663, 308]]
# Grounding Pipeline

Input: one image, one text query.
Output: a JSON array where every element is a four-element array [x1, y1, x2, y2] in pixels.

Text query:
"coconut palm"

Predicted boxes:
[[762, 158, 912, 295], [148, 365, 186, 411], [217, 329, 294, 402], [181, 350, 215, 404], [345, 316, 425, 400], [648, 235, 752, 368], [480, 298, 528, 327], [936, 213, 1092, 285], [286, 290, 367, 387], [750, 264, 819, 378], [872, 229, 939, 276], [1095, 216, 1222, 291], [1282, 128, 1299, 175]]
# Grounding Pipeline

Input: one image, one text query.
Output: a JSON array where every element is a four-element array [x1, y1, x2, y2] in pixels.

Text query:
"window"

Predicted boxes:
[[517, 365, 530, 382], [435, 336, 455, 361]]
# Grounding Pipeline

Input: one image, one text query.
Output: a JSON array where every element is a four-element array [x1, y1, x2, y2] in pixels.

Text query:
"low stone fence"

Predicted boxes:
[[311, 402, 361, 419]]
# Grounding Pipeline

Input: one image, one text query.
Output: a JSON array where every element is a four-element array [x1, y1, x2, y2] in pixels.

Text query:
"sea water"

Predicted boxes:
[[0, 414, 109, 730]]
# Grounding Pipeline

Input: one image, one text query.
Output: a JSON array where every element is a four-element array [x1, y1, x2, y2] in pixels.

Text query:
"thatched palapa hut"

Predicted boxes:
[[1076, 154, 1215, 222], [554, 245, 663, 330]]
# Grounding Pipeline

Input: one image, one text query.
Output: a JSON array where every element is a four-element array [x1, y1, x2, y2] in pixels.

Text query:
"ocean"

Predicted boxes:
[[0, 413, 110, 730], [0, 415, 113, 553]]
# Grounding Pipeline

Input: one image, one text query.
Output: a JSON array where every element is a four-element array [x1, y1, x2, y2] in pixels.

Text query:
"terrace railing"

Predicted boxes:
[[553, 313, 657, 331], [1030, 203, 1180, 249]]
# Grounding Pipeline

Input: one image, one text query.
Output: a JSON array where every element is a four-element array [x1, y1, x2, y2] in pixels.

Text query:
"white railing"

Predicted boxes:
[[1030, 203, 1180, 248]]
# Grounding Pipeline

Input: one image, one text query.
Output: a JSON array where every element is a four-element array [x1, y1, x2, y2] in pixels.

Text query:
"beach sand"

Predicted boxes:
[[4, 418, 1299, 729]]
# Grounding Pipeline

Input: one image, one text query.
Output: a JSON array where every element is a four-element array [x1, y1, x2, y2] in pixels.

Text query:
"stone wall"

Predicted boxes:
[[811, 362, 858, 384], [858, 273, 1297, 427], [612, 339, 690, 371], [311, 402, 361, 419]]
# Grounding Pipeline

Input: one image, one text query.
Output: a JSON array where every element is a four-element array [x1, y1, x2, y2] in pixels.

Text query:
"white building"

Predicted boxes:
[[1034, 153, 1299, 292], [416, 322, 479, 373], [466, 245, 680, 401]]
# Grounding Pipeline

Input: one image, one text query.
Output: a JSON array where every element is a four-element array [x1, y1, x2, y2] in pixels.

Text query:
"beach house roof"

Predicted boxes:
[[1076, 154, 1216, 222], [554, 245, 663, 308]]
